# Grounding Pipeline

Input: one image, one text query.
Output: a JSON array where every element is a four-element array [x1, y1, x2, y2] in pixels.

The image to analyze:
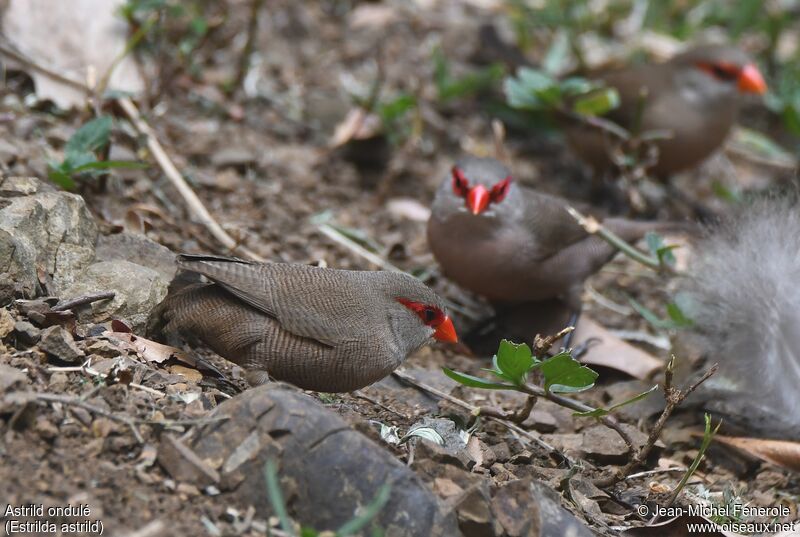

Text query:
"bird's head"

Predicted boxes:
[[449, 159, 514, 216], [673, 44, 767, 97], [396, 297, 457, 343]]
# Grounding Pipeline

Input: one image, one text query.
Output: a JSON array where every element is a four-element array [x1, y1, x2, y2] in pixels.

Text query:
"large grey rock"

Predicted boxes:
[[95, 232, 177, 283], [0, 176, 97, 296], [60, 260, 168, 331], [491, 478, 595, 537], [186, 385, 461, 537]]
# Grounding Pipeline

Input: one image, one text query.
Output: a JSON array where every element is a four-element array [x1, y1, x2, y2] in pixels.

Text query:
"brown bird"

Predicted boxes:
[[563, 44, 767, 177], [147, 255, 457, 392], [428, 156, 682, 310]]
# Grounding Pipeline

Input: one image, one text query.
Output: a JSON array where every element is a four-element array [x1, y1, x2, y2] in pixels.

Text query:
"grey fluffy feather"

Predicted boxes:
[[681, 197, 800, 438]]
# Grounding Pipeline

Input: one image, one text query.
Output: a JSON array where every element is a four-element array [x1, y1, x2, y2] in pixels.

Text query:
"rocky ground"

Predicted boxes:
[[1, 1, 799, 536]]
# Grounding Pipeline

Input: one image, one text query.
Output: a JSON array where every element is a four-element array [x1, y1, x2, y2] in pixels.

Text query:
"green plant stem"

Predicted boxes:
[[264, 460, 296, 537], [96, 15, 155, 99], [565, 206, 666, 271], [652, 414, 721, 523], [516, 382, 634, 451]]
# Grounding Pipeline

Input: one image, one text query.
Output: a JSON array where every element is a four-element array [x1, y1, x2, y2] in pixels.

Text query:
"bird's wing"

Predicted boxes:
[[517, 189, 594, 259], [599, 64, 673, 129], [176, 255, 376, 347]]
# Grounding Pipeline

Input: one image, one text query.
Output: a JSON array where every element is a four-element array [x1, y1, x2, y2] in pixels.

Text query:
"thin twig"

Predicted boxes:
[[317, 223, 402, 272], [593, 359, 718, 488], [30, 392, 144, 443], [0, 42, 88, 92], [318, 223, 480, 321], [517, 383, 634, 451], [391, 369, 570, 463], [117, 97, 266, 262], [95, 16, 154, 98], [52, 291, 115, 312], [230, 0, 265, 94], [625, 467, 688, 480]]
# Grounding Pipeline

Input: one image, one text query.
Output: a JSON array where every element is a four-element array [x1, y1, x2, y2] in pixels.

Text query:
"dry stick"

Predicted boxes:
[[117, 97, 266, 262], [318, 223, 482, 321], [230, 0, 265, 94], [52, 291, 115, 312], [30, 392, 145, 443], [392, 368, 571, 463], [0, 45, 262, 262], [517, 382, 634, 451], [593, 360, 718, 488], [0, 42, 89, 93]]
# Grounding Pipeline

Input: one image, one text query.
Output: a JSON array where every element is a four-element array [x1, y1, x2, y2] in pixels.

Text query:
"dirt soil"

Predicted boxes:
[[1, 1, 799, 536]]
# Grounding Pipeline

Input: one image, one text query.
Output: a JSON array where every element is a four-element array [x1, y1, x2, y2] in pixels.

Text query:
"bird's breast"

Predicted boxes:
[[428, 216, 551, 302]]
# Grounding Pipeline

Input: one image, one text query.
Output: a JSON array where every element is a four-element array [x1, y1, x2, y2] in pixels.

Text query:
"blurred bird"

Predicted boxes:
[[427, 156, 683, 311], [679, 197, 800, 439], [147, 254, 456, 392], [564, 44, 767, 178]]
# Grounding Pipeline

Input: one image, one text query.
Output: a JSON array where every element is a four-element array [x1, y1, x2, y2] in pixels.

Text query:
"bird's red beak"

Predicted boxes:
[[467, 185, 490, 215], [738, 64, 767, 94], [433, 316, 458, 343]]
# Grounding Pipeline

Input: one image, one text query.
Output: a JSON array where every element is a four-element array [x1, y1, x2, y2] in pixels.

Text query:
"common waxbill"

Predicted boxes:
[[679, 197, 800, 439], [564, 44, 767, 177], [147, 254, 457, 392], [427, 156, 683, 309]]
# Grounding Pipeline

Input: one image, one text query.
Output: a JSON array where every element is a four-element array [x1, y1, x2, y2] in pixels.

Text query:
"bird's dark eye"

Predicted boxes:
[[490, 177, 512, 203], [423, 307, 437, 323], [451, 166, 470, 198]]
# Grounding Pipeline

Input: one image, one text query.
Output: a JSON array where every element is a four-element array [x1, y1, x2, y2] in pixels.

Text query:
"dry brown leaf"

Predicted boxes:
[[386, 197, 431, 222], [574, 317, 664, 379], [713, 435, 800, 472], [329, 108, 382, 148], [349, 4, 401, 30], [168, 364, 203, 383], [108, 332, 188, 365], [2, 0, 145, 109]]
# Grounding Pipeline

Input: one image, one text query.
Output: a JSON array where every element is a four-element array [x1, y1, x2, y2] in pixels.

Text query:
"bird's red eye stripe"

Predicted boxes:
[[489, 176, 512, 203], [696, 61, 740, 82], [451, 166, 470, 198], [397, 298, 445, 327]]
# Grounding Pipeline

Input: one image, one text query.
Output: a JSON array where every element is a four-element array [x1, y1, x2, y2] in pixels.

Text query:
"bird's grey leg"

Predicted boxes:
[[561, 309, 580, 351]]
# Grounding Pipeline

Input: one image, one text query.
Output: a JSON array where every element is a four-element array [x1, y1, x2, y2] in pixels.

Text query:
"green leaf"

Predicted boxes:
[[666, 302, 692, 327], [628, 296, 691, 330], [542, 29, 570, 75], [62, 152, 99, 172], [378, 94, 417, 124], [47, 169, 77, 190], [504, 68, 559, 110], [710, 181, 742, 204], [442, 368, 516, 391], [69, 160, 148, 174], [264, 460, 296, 537], [645, 232, 677, 267], [336, 483, 391, 536], [730, 126, 795, 166], [572, 88, 620, 116], [559, 77, 596, 96], [539, 352, 598, 394], [573, 384, 658, 417], [65, 116, 113, 155], [494, 339, 534, 385]]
